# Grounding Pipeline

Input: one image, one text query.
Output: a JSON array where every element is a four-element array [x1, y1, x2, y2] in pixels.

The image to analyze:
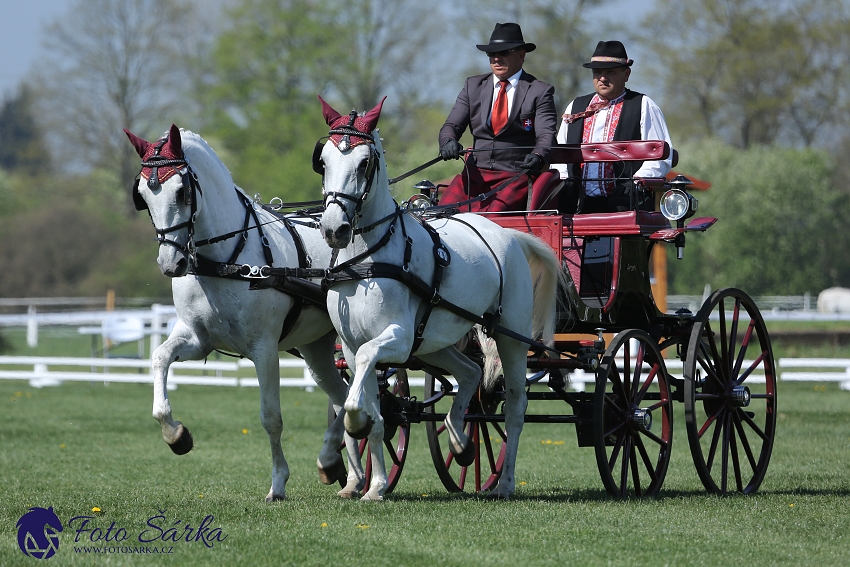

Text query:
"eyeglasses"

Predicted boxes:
[[486, 48, 520, 58]]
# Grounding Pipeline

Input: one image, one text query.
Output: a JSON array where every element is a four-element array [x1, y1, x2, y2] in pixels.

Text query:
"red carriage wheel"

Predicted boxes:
[[424, 373, 507, 492], [593, 329, 673, 497], [684, 288, 777, 494], [328, 368, 411, 495]]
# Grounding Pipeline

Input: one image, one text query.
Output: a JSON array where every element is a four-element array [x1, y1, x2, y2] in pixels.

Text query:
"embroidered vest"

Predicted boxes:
[[566, 90, 644, 194]]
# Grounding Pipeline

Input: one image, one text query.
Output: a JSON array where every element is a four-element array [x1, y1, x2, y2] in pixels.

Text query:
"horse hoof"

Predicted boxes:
[[347, 415, 374, 440], [318, 461, 347, 486], [360, 492, 384, 502], [337, 489, 361, 499], [265, 493, 286, 502], [452, 438, 476, 467], [167, 425, 194, 455]]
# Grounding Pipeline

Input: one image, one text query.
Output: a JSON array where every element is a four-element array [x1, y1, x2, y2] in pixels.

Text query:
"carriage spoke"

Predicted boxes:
[[730, 420, 744, 492], [630, 446, 642, 497], [736, 352, 767, 386], [608, 430, 626, 472], [635, 364, 659, 404], [639, 426, 668, 448], [705, 411, 725, 472], [697, 403, 725, 438], [727, 300, 741, 378], [630, 343, 646, 400], [731, 319, 756, 380], [634, 435, 658, 485], [619, 436, 632, 496], [733, 410, 759, 472], [721, 412, 732, 492], [739, 409, 768, 441]]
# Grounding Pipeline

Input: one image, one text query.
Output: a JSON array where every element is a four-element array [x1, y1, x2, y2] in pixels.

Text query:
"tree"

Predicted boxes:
[[31, 0, 210, 215], [204, 0, 446, 202], [667, 139, 850, 295], [641, 0, 850, 148], [0, 86, 51, 176]]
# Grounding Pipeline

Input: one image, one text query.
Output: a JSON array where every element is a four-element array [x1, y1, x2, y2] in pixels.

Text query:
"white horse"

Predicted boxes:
[[124, 125, 366, 501], [316, 97, 565, 500]]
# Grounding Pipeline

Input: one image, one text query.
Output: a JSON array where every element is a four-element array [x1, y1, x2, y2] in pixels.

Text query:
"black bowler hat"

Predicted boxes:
[[583, 40, 634, 68], [476, 22, 536, 53]]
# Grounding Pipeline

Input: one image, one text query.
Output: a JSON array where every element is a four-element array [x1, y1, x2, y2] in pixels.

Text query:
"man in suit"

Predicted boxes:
[[438, 23, 557, 212], [552, 40, 672, 214]]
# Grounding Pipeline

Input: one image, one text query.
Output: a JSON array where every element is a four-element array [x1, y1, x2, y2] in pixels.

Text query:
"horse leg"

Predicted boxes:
[[298, 331, 365, 498], [253, 348, 289, 502], [343, 324, 412, 501], [150, 325, 210, 454], [418, 347, 482, 466], [486, 337, 528, 500]]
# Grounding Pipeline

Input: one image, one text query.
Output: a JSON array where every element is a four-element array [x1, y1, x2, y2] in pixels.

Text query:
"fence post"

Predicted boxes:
[[26, 305, 38, 348]]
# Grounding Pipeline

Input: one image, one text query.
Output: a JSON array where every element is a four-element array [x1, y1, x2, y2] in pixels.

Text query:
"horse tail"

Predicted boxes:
[[505, 229, 568, 347]]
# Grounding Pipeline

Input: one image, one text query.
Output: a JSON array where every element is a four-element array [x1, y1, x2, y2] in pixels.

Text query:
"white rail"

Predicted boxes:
[[1, 356, 848, 391]]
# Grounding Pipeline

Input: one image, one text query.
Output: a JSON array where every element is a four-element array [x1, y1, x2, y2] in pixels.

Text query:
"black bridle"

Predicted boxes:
[[133, 136, 202, 260]]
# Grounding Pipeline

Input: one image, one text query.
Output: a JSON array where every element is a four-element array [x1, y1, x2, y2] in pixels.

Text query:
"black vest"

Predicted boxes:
[[566, 90, 644, 193]]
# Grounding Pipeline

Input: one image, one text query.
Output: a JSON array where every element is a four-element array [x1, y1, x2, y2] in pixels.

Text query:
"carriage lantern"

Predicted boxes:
[[660, 175, 697, 259]]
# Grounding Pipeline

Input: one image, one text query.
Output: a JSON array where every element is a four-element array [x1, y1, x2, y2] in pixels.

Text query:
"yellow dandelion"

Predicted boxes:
[[790, 503, 795, 508], [356, 524, 370, 529], [242, 428, 249, 435], [92, 507, 102, 513], [554, 441, 565, 445], [15, 392, 23, 397], [59, 444, 66, 449], [198, 494, 204, 498], [321, 522, 328, 528]]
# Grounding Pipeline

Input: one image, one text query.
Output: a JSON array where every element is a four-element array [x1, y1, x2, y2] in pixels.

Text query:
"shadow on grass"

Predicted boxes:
[[385, 486, 850, 504]]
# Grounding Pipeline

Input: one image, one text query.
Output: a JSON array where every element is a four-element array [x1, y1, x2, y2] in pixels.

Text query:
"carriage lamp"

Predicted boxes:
[[660, 175, 697, 221]]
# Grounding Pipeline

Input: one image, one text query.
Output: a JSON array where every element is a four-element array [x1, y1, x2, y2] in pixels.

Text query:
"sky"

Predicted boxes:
[[0, 0, 656, 101]]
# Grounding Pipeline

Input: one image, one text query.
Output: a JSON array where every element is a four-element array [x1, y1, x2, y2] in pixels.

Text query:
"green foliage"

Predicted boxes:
[[668, 139, 850, 294], [0, 169, 171, 298], [0, 86, 51, 176]]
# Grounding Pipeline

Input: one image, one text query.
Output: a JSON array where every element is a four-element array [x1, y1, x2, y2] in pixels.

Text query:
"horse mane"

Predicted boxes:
[[173, 128, 239, 194]]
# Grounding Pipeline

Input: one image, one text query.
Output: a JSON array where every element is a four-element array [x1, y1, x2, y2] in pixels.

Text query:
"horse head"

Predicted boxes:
[[124, 124, 201, 277], [316, 95, 387, 248]]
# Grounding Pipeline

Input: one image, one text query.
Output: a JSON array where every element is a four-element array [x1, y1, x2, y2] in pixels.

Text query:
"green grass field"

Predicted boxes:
[[2, 377, 849, 566]]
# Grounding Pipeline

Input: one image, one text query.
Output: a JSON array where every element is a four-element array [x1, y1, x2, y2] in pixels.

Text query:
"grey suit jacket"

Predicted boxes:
[[439, 70, 556, 172]]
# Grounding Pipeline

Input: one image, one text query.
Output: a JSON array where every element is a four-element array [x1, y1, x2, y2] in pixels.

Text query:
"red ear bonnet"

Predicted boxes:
[[318, 95, 387, 149], [124, 124, 186, 185]]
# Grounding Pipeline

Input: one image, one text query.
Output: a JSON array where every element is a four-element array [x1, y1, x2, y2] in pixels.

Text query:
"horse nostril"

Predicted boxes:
[[334, 224, 351, 241]]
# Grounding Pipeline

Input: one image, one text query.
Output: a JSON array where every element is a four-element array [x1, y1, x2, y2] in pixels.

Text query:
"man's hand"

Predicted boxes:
[[440, 139, 463, 160], [520, 152, 544, 175]]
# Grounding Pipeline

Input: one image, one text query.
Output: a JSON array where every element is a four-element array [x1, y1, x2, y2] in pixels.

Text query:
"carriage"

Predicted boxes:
[[328, 138, 777, 499]]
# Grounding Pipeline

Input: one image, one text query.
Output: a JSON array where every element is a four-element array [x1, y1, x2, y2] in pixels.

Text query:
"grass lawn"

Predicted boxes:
[[1, 378, 849, 566]]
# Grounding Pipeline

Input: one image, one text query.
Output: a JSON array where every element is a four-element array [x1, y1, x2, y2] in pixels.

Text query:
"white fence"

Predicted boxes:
[[1, 355, 848, 391]]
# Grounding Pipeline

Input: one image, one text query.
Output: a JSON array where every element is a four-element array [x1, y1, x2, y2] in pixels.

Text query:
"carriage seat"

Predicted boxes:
[[564, 210, 671, 237]]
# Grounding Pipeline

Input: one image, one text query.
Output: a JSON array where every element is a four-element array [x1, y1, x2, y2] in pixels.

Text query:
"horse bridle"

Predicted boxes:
[[133, 135, 202, 259], [313, 111, 380, 233]]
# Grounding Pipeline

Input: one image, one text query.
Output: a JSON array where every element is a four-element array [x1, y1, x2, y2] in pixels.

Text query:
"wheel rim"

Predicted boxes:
[[594, 329, 673, 497], [684, 288, 777, 495], [424, 374, 507, 492]]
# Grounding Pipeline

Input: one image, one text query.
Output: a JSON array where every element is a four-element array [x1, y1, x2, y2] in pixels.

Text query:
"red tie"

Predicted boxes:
[[492, 80, 509, 135]]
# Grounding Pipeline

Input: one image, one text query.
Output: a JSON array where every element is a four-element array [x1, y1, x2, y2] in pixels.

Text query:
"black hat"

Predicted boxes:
[[583, 40, 633, 69], [476, 23, 536, 53]]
